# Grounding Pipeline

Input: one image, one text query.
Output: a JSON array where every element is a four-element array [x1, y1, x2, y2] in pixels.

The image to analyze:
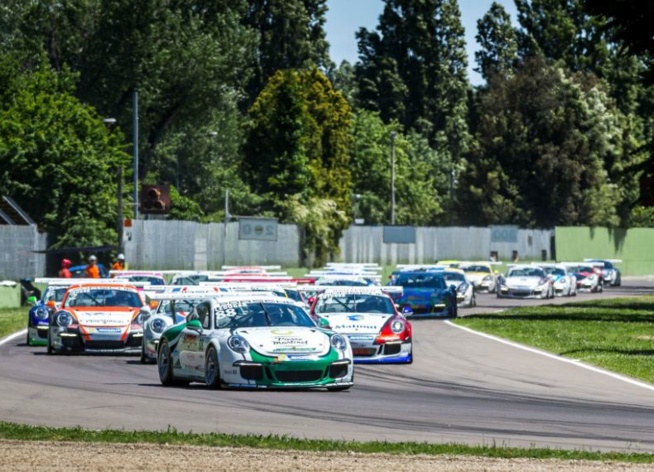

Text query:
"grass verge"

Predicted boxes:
[[0, 421, 653, 462], [0, 307, 25, 340], [453, 295, 654, 384]]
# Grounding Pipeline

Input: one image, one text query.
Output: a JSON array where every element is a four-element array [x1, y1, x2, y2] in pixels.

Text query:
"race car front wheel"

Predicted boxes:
[[158, 340, 175, 386], [205, 345, 222, 390]]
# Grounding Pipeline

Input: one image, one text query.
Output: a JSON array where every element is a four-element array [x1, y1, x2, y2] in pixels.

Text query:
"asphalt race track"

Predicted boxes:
[[1, 278, 654, 453]]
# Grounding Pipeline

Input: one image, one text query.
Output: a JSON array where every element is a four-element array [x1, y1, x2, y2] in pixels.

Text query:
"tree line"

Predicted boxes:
[[0, 0, 652, 265]]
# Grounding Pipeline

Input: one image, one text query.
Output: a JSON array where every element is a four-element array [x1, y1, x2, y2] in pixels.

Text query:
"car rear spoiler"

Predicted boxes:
[[296, 286, 403, 295], [35, 278, 151, 287]]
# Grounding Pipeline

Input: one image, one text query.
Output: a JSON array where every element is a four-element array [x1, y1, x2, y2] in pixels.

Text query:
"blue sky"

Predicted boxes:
[[324, 0, 518, 86]]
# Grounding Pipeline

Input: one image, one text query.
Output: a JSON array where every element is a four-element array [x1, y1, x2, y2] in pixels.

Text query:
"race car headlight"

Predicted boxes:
[[150, 318, 167, 334], [457, 283, 469, 294], [390, 319, 405, 334], [331, 334, 347, 352], [482, 275, 491, 282], [227, 335, 250, 354], [34, 307, 49, 320], [56, 311, 73, 327]]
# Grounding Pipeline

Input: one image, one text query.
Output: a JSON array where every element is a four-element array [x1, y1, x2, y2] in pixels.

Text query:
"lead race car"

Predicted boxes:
[[46, 281, 150, 354], [157, 293, 354, 390], [309, 287, 412, 364], [585, 258, 622, 287]]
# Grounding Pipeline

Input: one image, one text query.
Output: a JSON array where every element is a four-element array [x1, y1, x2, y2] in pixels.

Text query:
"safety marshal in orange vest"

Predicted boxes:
[[85, 255, 101, 278], [111, 253, 127, 277]]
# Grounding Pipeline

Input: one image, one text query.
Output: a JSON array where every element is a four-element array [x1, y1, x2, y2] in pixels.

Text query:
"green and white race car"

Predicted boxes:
[[157, 294, 354, 390]]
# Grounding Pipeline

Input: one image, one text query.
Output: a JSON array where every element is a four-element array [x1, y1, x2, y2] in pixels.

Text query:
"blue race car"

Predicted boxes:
[[388, 271, 458, 318], [26, 285, 68, 346]]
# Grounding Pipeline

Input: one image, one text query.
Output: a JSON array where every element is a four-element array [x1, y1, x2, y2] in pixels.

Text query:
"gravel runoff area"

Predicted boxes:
[[1, 441, 652, 471]]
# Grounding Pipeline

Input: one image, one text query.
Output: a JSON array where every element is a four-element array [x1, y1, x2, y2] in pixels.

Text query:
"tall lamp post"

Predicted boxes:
[[133, 90, 139, 220], [390, 131, 396, 225]]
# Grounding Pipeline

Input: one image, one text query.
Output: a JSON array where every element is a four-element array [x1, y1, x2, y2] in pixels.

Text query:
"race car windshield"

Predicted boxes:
[[315, 278, 368, 286], [44, 287, 68, 303], [443, 272, 465, 282], [543, 267, 565, 277], [157, 299, 199, 317], [119, 275, 165, 286], [508, 268, 546, 278], [462, 265, 490, 273], [63, 288, 142, 308], [314, 294, 394, 314], [213, 302, 315, 329], [394, 273, 446, 289]]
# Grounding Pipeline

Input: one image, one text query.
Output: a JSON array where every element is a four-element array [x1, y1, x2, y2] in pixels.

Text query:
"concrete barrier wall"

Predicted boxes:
[[555, 226, 654, 276], [340, 226, 553, 264], [0, 225, 46, 279], [124, 220, 301, 269]]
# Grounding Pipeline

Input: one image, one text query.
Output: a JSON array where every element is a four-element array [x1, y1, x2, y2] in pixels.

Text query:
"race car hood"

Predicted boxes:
[[574, 271, 592, 281], [394, 287, 449, 304], [236, 327, 330, 356], [464, 272, 486, 284], [505, 276, 546, 289], [318, 312, 391, 334], [69, 308, 139, 326]]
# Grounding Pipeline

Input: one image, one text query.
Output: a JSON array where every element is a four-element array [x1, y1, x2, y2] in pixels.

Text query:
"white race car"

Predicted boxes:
[[496, 265, 553, 299], [310, 287, 412, 364], [564, 262, 604, 293], [585, 259, 622, 287], [157, 294, 354, 390], [538, 263, 577, 297], [441, 269, 476, 308], [459, 262, 500, 293]]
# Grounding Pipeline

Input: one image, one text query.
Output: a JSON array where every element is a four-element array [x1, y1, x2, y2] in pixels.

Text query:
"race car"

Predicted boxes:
[[112, 271, 166, 286], [387, 270, 458, 318], [156, 294, 354, 390], [496, 265, 554, 299], [459, 262, 500, 293], [564, 262, 604, 293], [26, 284, 68, 346], [537, 263, 577, 297], [310, 287, 412, 364], [441, 268, 476, 308], [585, 259, 622, 287], [46, 282, 149, 354]]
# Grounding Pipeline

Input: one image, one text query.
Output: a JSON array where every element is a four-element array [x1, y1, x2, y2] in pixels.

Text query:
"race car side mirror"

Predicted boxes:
[[318, 317, 330, 329], [27, 296, 38, 306], [46, 300, 56, 308], [187, 319, 202, 332]]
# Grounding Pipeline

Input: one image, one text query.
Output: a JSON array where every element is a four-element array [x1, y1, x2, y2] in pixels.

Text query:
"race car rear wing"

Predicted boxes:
[[35, 278, 151, 288], [296, 286, 403, 295], [584, 258, 622, 264], [148, 291, 266, 301]]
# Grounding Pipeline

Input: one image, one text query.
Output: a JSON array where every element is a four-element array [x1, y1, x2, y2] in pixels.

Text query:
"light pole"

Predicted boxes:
[[390, 131, 396, 225], [133, 90, 139, 220]]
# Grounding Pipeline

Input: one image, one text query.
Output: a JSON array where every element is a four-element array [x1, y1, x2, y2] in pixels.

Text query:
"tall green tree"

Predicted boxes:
[[460, 57, 622, 227], [0, 57, 130, 247], [475, 2, 518, 81], [349, 111, 449, 225], [243, 0, 332, 105], [0, 0, 257, 194], [354, 0, 471, 161], [243, 68, 352, 265]]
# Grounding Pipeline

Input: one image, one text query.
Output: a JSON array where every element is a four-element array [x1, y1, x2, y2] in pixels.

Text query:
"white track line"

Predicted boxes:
[[0, 329, 27, 347], [446, 320, 654, 392]]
